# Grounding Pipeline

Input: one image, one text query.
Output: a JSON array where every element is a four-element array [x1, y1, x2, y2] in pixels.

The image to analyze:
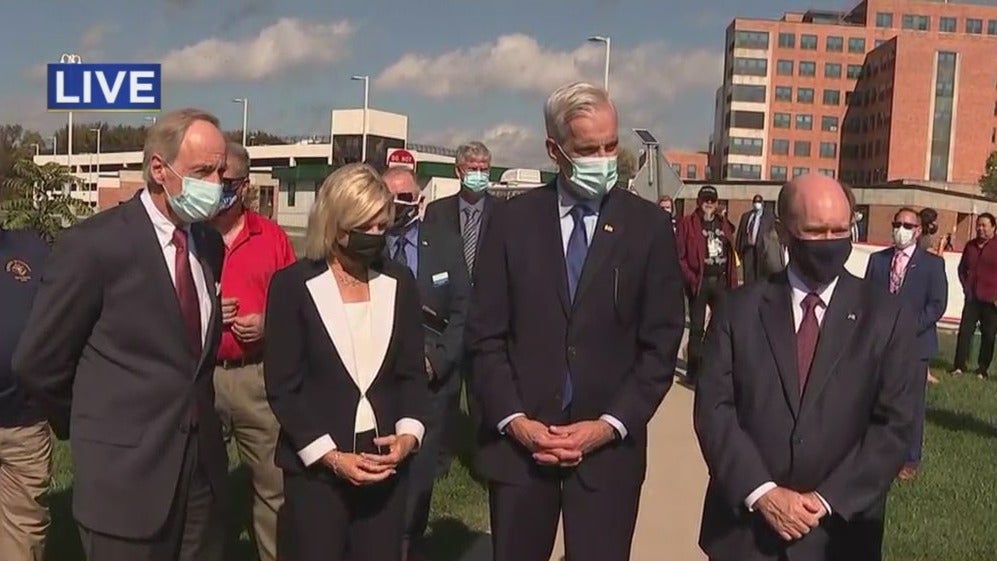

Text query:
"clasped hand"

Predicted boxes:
[[321, 434, 418, 486], [507, 417, 615, 467], [756, 487, 828, 541]]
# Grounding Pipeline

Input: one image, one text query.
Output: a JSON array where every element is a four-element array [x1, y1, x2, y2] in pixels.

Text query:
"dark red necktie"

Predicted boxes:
[[796, 293, 823, 394], [172, 228, 202, 358]]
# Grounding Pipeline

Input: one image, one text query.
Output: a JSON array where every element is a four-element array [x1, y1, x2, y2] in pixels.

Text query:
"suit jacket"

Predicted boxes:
[[386, 222, 471, 385], [422, 192, 500, 281], [693, 272, 918, 561], [865, 246, 948, 360], [11, 194, 227, 540], [263, 258, 430, 473], [466, 182, 685, 488], [736, 208, 776, 256]]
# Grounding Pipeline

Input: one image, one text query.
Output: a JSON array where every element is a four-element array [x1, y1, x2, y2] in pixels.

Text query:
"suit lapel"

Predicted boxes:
[[478, 194, 494, 253], [538, 184, 571, 317], [759, 273, 801, 419], [367, 271, 396, 379], [191, 224, 219, 372], [573, 187, 623, 309], [800, 274, 862, 413]]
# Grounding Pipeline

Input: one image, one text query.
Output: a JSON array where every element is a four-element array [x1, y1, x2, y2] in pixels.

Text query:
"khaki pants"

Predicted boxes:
[[0, 422, 52, 561], [214, 363, 283, 561]]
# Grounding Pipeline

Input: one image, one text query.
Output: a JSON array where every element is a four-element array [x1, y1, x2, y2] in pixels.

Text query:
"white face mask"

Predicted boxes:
[[753, 202, 763, 211], [893, 227, 916, 249]]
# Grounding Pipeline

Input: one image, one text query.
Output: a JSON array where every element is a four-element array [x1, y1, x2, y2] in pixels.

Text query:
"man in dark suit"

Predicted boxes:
[[865, 207, 947, 480], [736, 193, 776, 285], [13, 108, 230, 561], [382, 166, 470, 560], [694, 174, 918, 561], [466, 81, 685, 561]]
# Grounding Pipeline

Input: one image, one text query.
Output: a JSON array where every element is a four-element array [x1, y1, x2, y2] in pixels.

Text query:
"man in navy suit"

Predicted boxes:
[[864, 207, 948, 479]]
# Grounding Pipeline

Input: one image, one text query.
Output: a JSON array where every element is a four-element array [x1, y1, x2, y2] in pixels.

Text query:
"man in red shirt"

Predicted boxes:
[[212, 142, 296, 561], [952, 212, 997, 379]]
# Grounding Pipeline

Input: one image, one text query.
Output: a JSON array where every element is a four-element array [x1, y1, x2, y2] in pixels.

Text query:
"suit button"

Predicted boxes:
[[794, 437, 803, 445], [567, 346, 576, 358]]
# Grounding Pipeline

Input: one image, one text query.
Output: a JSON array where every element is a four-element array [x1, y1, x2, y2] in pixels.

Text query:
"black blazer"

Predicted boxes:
[[693, 272, 918, 561], [422, 192, 500, 280], [263, 258, 430, 473], [12, 194, 227, 540], [466, 181, 686, 488], [735, 208, 776, 255]]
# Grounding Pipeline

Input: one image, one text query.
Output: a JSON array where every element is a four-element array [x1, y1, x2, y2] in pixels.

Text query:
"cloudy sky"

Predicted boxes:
[[0, 0, 857, 167]]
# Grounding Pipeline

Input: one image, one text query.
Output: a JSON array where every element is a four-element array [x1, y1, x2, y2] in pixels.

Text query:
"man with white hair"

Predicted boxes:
[[466, 82, 685, 561]]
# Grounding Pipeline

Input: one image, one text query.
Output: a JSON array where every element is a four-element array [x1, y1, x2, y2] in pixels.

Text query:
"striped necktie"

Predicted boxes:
[[462, 207, 481, 273]]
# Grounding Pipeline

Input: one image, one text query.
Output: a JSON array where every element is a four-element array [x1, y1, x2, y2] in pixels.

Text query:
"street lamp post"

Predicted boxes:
[[587, 36, 611, 92], [50, 136, 57, 155], [351, 75, 370, 164], [30, 143, 40, 157], [233, 98, 249, 146], [60, 53, 83, 170]]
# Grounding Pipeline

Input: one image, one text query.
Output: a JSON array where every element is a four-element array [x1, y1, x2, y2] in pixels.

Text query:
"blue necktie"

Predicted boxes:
[[564, 204, 593, 409]]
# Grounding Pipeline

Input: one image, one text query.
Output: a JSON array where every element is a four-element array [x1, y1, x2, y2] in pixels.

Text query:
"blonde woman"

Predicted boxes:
[[264, 163, 429, 561]]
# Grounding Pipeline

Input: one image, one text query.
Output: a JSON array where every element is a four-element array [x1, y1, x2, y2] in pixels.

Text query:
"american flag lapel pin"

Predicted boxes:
[[847, 312, 857, 321], [604, 224, 614, 233]]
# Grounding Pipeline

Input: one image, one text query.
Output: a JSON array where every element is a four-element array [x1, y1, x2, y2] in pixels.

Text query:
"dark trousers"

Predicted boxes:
[[953, 297, 997, 375], [741, 246, 760, 285], [278, 431, 409, 561], [488, 468, 641, 561], [437, 370, 463, 476], [78, 435, 223, 561], [687, 275, 728, 379], [909, 358, 930, 464]]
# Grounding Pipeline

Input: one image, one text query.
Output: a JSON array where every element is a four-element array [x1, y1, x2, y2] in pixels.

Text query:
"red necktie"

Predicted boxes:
[[796, 293, 823, 394], [172, 228, 202, 358]]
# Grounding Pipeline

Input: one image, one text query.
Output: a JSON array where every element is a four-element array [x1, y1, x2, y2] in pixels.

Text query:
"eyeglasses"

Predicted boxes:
[[701, 197, 718, 204], [892, 222, 919, 230], [222, 177, 248, 190]]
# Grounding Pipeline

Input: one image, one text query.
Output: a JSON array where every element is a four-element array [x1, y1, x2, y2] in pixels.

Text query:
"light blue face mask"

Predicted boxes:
[[461, 170, 490, 193], [164, 163, 223, 223], [559, 146, 618, 199]]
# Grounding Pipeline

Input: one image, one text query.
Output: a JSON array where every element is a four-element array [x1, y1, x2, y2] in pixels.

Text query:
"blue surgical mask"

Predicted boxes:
[[559, 146, 618, 199], [164, 163, 223, 223], [461, 170, 490, 193], [217, 188, 240, 212]]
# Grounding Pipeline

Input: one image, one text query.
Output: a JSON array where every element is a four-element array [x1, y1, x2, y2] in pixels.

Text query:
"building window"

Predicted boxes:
[[799, 61, 816, 77], [771, 138, 790, 155], [938, 16, 957, 33], [287, 181, 296, 206], [792, 166, 810, 177], [820, 142, 837, 158], [797, 88, 815, 103], [821, 115, 839, 131], [726, 163, 762, 180], [930, 52, 957, 181], [826, 36, 843, 52], [847, 64, 863, 79], [903, 14, 930, 31], [876, 12, 894, 28], [989, 20, 997, 35], [773, 112, 792, 128], [818, 168, 836, 178], [671, 163, 681, 175], [771, 166, 788, 181], [775, 86, 793, 101], [777, 60, 794, 76], [794, 141, 812, 157], [730, 137, 764, 156], [823, 89, 841, 105], [825, 63, 842, 78], [778, 32, 795, 48], [686, 164, 698, 179], [967, 18, 983, 34], [730, 110, 766, 130], [733, 57, 768, 76], [800, 34, 818, 50], [732, 84, 767, 102], [734, 30, 770, 49], [848, 37, 866, 54], [796, 114, 813, 130]]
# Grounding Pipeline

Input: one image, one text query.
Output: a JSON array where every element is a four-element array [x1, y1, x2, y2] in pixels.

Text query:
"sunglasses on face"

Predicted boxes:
[[892, 222, 918, 230], [702, 198, 717, 204], [221, 177, 247, 190]]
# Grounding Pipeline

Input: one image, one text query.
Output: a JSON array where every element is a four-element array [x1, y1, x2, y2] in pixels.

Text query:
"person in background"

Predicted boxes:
[[210, 142, 297, 561], [0, 227, 51, 561], [676, 185, 736, 382], [13, 108, 230, 561], [917, 207, 943, 385], [951, 213, 997, 380], [864, 208, 947, 480], [735, 194, 776, 285], [381, 166, 470, 561], [658, 195, 677, 232], [264, 163, 429, 561]]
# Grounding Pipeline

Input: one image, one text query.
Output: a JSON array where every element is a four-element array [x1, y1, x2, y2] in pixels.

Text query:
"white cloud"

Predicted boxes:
[[415, 122, 553, 170], [375, 33, 722, 109], [160, 17, 353, 82], [80, 23, 114, 52]]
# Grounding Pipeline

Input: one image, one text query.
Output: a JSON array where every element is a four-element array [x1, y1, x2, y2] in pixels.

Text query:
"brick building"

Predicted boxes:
[[713, 0, 997, 185], [664, 150, 711, 182]]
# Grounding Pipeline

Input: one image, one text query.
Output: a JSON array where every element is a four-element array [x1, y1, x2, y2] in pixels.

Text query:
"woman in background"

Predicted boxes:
[[264, 163, 429, 561], [919, 207, 944, 383]]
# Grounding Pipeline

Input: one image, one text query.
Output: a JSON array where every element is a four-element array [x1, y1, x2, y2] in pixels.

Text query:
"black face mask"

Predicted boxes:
[[343, 231, 386, 266], [788, 236, 852, 287]]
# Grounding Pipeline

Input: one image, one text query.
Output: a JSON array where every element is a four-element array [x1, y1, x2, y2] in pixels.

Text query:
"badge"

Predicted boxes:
[[432, 272, 449, 287], [5, 258, 31, 282]]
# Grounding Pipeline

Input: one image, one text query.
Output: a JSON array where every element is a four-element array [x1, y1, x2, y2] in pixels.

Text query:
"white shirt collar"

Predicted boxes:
[[556, 175, 601, 219], [896, 243, 916, 259], [787, 266, 838, 309], [140, 189, 189, 248]]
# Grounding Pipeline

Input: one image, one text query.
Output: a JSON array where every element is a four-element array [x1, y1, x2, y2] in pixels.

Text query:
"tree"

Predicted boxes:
[[617, 146, 639, 187], [0, 159, 92, 241], [0, 124, 44, 181], [980, 150, 997, 199]]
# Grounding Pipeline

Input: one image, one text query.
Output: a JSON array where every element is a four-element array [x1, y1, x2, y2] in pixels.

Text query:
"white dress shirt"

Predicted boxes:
[[744, 266, 835, 515], [496, 179, 629, 440], [140, 189, 212, 343]]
